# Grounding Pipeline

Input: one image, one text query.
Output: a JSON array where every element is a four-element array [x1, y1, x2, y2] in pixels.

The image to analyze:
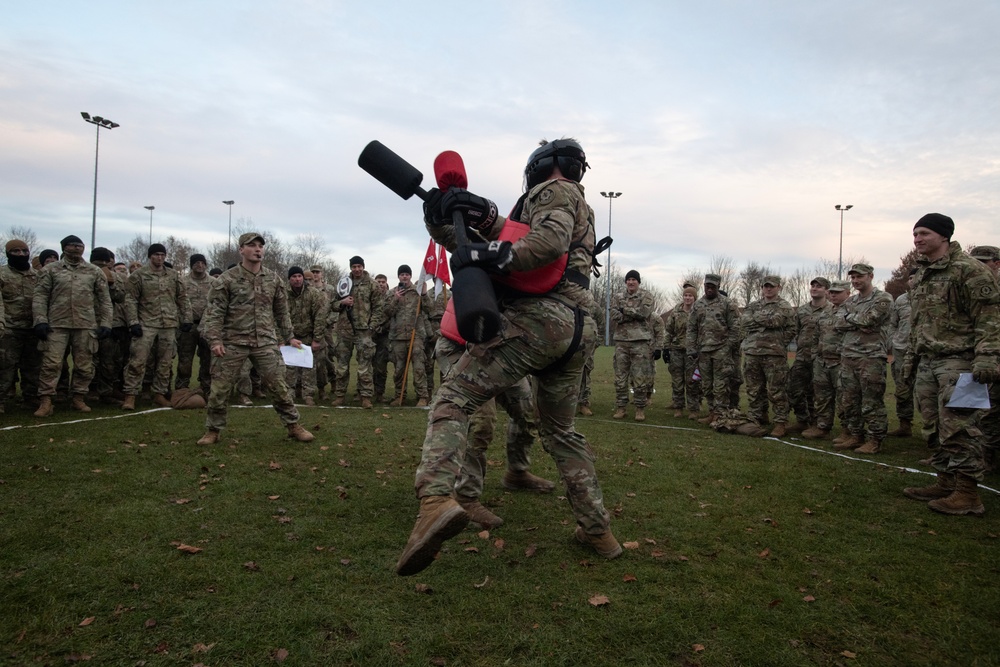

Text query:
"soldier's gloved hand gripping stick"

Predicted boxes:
[[357, 140, 502, 343]]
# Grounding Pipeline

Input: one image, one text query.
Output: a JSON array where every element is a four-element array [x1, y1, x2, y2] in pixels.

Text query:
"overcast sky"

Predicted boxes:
[[3, 1, 998, 291]]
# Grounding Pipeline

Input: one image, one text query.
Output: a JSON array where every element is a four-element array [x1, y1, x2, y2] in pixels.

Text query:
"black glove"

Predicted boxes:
[[663, 349, 671, 364], [130, 324, 143, 338], [34, 323, 51, 340], [181, 322, 193, 333], [422, 188, 450, 228], [440, 188, 498, 234], [96, 326, 112, 340], [450, 241, 513, 274], [652, 348, 662, 361], [972, 356, 1000, 385]]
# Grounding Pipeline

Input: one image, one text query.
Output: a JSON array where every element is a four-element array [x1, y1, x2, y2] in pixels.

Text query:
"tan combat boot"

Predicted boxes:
[[634, 407, 646, 422], [831, 432, 851, 445], [927, 474, 985, 516], [121, 395, 136, 411], [903, 472, 955, 501], [396, 496, 470, 576], [770, 423, 787, 438], [801, 426, 830, 440], [785, 421, 807, 435], [70, 394, 92, 413], [197, 429, 220, 445], [239, 394, 253, 406], [361, 397, 372, 409], [612, 407, 626, 419], [330, 396, 344, 407], [673, 409, 683, 418], [287, 424, 315, 442], [697, 412, 717, 425], [303, 396, 316, 407], [687, 411, 700, 420], [456, 495, 503, 529], [33, 396, 54, 417], [887, 420, 912, 437], [855, 439, 882, 455], [502, 469, 556, 493], [578, 403, 594, 417], [574, 526, 623, 559], [153, 393, 171, 408], [833, 434, 863, 450], [415, 398, 428, 408]]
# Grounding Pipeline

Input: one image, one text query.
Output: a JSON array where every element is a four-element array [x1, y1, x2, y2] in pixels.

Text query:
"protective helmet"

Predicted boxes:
[[524, 139, 589, 189]]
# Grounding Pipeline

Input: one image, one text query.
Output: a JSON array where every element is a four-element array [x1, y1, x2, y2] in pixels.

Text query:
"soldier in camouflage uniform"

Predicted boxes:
[[309, 264, 338, 401], [740, 275, 796, 436], [197, 233, 314, 445], [969, 245, 1000, 469], [610, 270, 655, 421], [577, 347, 595, 416], [787, 277, 831, 432], [424, 284, 449, 396], [663, 287, 701, 418], [121, 244, 192, 410], [385, 265, 431, 407], [686, 274, 740, 424], [176, 254, 214, 395], [887, 270, 917, 437], [833, 263, 893, 454], [31, 235, 113, 417], [902, 215, 1000, 515], [285, 266, 329, 405], [329, 256, 381, 409], [89, 248, 127, 405], [802, 281, 851, 440], [371, 273, 391, 403], [397, 138, 619, 576], [0, 239, 41, 412], [645, 305, 666, 405]]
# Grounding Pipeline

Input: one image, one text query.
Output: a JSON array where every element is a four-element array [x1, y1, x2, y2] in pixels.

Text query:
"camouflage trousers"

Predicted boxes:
[[668, 347, 701, 411], [436, 336, 537, 499], [744, 354, 790, 425], [391, 337, 428, 401], [915, 355, 987, 480], [890, 347, 915, 422], [176, 327, 211, 394], [788, 355, 815, 425], [415, 298, 611, 535], [0, 329, 42, 402], [38, 328, 98, 396], [578, 347, 594, 406], [699, 347, 735, 414], [315, 328, 334, 396], [811, 358, 841, 431], [373, 330, 390, 399], [285, 357, 318, 400], [94, 328, 127, 397], [424, 327, 441, 396], [332, 329, 375, 399], [839, 356, 887, 442], [205, 344, 299, 431], [124, 327, 177, 396], [613, 340, 652, 408]]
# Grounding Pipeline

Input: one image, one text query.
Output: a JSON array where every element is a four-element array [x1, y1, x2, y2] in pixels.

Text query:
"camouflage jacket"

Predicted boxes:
[[201, 263, 293, 348], [104, 268, 128, 328], [331, 270, 381, 334], [125, 264, 191, 328], [386, 285, 432, 341], [611, 288, 655, 342], [316, 281, 339, 329], [835, 287, 892, 358], [427, 178, 597, 313], [793, 300, 832, 363], [815, 303, 847, 364], [740, 297, 796, 356], [662, 304, 693, 350], [183, 273, 214, 322], [888, 292, 911, 351], [649, 309, 666, 348], [686, 295, 740, 354], [0, 264, 37, 331], [287, 283, 329, 344], [909, 241, 1000, 358], [32, 258, 112, 330]]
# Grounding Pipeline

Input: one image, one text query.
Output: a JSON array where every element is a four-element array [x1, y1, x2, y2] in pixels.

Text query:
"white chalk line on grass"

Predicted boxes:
[[592, 418, 1000, 497]]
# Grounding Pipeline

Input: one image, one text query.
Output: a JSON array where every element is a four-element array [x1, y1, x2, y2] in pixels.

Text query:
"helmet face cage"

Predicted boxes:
[[524, 139, 589, 189]]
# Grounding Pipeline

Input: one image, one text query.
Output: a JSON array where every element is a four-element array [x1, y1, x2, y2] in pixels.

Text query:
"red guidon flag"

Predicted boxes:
[[418, 239, 451, 297]]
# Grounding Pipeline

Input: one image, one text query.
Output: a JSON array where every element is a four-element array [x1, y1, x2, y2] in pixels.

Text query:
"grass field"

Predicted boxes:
[[2, 347, 999, 666]]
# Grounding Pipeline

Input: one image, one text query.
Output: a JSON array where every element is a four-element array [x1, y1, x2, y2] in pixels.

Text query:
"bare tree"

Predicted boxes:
[[590, 259, 623, 345], [736, 260, 770, 307], [783, 267, 811, 307], [0, 226, 40, 266], [667, 267, 705, 308], [817, 255, 869, 282], [115, 235, 150, 265], [708, 255, 738, 294]]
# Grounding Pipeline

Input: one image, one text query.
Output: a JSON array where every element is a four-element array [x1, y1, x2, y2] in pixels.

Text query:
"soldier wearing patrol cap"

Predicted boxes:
[[686, 273, 741, 423], [803, 281, 852, 440], [787, 277, 832, 432], [740, 275, 796, 436], [970, 245, 1000, 278], [329, 255, 382, 408]]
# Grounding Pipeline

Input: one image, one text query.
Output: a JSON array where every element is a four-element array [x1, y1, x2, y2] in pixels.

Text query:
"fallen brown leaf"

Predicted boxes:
[[173, 498, 192, 505], [243, 561, 261, 572], [841, 650, 857, 659], [623, 541, 640, 550], [477, 530, 490, 539], [175, 543, 203, 554], [588, 594, 610, 606], [622, 574, 637, 582], [803, 595, 816, 602], [693, 643, 705, 652], [192, 642, 215, 653], [78, 616, 95, 627], [464, 547, 479, 553], [493, 538, 505, 550], [414, 583, 432, 594], [273, 647, 290, 662], [758, 548, 770, 558], [374, 428, 383, 434], [145, 618, 157, 629], [267, 495, 280, 500], [269, 461, 281, 470], [525, 544, 537, 558], [340, 559, 351, 565]]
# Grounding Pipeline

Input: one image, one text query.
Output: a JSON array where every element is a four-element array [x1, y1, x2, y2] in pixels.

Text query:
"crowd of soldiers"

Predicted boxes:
[[604, 214, 1000, 517]]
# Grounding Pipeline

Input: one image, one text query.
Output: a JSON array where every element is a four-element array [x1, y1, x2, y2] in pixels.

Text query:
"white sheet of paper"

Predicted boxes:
[[945, 373, 991, 409], [280, 345, 313, 369]]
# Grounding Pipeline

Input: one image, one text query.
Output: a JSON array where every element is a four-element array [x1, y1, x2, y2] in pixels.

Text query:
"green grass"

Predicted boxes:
[[2, 347, 999, 666]]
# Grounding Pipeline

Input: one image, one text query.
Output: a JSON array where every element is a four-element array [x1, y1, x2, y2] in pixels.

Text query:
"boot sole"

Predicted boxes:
[[902, 489, 951, 502], [927, 500, 985, 516], [574, 527, 623, 559], [395, 506, 470, 576]]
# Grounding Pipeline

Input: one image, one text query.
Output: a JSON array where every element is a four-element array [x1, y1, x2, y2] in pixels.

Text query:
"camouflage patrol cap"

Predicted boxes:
[[971, 245, 1000, 261], [847, 262, 874, 276], [238, 232, 265, 247], [828, 280, 851, 292], [704, 273, 722, 286], [310, 264, 324, 272], [762, 275, 781, 287], [810, 276, 831, 288]]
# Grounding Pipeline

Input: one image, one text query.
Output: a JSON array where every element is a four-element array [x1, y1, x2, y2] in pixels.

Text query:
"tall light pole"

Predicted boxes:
[[144, 206, 155, 245], [600, 191, 622, 346], [223, 200, 235, 256], [835, 204, 853, 279], [80, 112, 120, 248]]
